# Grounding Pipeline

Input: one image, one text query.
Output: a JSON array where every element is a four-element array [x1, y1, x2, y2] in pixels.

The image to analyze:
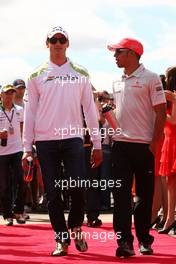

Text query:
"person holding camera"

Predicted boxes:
[[0, 84, 25, 226], [86, 90, 112, 226]]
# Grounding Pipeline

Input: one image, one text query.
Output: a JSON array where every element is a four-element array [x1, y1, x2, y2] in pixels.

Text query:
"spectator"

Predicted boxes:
[[0, 84, 25, 226]]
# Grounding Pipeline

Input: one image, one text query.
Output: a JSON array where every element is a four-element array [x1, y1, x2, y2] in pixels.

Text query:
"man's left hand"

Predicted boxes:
[[91, 149, 103, 168]]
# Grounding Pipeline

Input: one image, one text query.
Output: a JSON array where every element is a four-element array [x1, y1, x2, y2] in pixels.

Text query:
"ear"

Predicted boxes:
[[128, 50, 134, 55], [66, 40, 69, 48], [46, 39, 49, 48]]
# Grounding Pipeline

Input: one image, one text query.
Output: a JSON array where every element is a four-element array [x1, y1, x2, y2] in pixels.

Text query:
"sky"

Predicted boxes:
[[1, 0, 176, 92]]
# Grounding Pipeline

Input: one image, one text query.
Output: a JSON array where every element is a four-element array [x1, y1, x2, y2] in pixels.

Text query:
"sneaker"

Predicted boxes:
[[87, 218, 102, 228], [139, 243, 153, 255], [23, 213, 30, 220], [72, 227, 88, 252], [116, 241, 135, 258], [4, 218, 13, 226], [51, 241, 68, 256], [14, 214, 26, 224]]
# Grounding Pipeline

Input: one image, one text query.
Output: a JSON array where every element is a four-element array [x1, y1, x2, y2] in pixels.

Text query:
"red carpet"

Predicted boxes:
[[0, 223, 176, 264]]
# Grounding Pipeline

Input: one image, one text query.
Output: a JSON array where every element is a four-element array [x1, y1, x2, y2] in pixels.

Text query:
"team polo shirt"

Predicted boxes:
[[113, 64, 166, 143], [23, 58, 101, 152], [0, 105, 23, 155]]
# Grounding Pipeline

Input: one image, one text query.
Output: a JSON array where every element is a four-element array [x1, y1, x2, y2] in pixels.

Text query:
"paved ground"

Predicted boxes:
[[0, 212, 113, 225], [0, 212, 175, 238]]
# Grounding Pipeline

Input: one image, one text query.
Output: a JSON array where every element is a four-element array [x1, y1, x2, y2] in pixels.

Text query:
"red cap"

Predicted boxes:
[[107, 38, 143, 55]]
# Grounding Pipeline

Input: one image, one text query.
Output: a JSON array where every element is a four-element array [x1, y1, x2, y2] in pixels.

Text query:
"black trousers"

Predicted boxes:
[[36, 138, 86, 244], [112, 141, 154, 245], [84, 146, 100, 221], [0, 151, 24, 218]]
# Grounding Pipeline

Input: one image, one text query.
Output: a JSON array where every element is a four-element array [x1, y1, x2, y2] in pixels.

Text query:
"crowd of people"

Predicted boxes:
[[0, 26, 176, 258]]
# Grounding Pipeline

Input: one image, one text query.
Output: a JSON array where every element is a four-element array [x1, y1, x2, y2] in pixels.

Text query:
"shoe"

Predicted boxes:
[[87, 218, 102, 227], [14, 214, 26, 224], [23, 213, 30, 220], [4, 218, 13, 226], [158, 221, 176, 234], [72, 227, 88, 252], [116, 241, 135, 258], [155, 220, 165, 230], [139, 243, 153, 255], [51, 241, 68, 256], [150, 216, 161, 228]]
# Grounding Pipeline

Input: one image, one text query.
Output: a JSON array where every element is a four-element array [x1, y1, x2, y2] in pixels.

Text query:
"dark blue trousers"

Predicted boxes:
[[36, 138, 86, 244]]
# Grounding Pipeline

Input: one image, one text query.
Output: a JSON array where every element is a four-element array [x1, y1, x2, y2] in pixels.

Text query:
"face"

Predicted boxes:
[[46, 33, 69, 57], [15, 86, 25, 99], [102, 92, 110, 103], [114, 48, 131, 68], [1, 90, 16, 104]]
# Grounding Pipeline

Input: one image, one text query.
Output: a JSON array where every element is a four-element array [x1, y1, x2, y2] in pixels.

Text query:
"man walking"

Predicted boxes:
[[23, 26, 102, 256]]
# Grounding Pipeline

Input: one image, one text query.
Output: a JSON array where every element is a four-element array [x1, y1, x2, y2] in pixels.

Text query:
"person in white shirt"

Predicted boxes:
[[22, 26, 102, 256], [0, 84, 25, 226], [107, 38, 166, 257]]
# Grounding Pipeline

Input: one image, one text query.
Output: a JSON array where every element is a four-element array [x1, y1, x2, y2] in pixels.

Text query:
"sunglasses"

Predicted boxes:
[[48, 36, 68, 45], [114, 49, 129, 56]]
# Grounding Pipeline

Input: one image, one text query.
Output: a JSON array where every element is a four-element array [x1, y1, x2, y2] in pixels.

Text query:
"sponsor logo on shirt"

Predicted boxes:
[[131, 81, 143, 88], [45, 74, 79, 83]]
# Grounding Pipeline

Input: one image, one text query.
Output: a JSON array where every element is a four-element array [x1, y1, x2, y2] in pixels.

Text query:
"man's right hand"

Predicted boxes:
[[0, 130, 8, 139]]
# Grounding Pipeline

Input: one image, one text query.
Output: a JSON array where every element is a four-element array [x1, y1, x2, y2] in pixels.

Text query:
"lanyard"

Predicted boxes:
[[2, 108, 14, 126]]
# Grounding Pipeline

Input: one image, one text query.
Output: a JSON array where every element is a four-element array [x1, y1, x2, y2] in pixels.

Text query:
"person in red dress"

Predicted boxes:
[[158, 66, 176, 234]]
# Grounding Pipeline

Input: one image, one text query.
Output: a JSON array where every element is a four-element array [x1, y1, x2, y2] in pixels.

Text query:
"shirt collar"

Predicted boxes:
[[122, 64, 145, 80], [0, 104, 16, 112], [49, 57, 69, 68]]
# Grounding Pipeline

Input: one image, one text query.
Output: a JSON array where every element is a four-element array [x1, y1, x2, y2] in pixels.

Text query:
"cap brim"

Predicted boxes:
[[15, 85, 26, 88], [107, 44, 123, 51], [3, 89, 16, 93]]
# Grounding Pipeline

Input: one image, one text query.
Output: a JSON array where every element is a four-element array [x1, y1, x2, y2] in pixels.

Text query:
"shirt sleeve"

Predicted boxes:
[[23, 78, 40, 152], [81, 78, 102, 149], [149, 74, 166, 106]]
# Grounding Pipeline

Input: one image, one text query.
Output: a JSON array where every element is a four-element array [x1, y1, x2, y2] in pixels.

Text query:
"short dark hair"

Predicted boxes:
[[159, 74, 166, 90], [166, 67, 176, 92], [134, 51, 141, 60]]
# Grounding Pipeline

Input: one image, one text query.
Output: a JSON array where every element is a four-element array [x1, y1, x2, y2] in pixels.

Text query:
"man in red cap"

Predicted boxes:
[[107, 38, 166, 257]]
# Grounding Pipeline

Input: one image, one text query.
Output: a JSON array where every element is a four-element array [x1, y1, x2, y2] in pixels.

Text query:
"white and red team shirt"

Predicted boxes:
[[113, 64, 166, 143], [0, 105, 23, 155], [23, 59, 101, 152]]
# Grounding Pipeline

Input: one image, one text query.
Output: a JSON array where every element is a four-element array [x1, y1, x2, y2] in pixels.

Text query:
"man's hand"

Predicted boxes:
[[91, 149, 103, 168], [0, 130, 8, 139], [22, 151, 33, 168]]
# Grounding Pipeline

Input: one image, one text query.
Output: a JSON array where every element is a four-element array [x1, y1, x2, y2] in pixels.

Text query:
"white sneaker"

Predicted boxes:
[[4, 218, 13, 226], [72, 227, 88, 252], [51, 242, 69, 256]]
